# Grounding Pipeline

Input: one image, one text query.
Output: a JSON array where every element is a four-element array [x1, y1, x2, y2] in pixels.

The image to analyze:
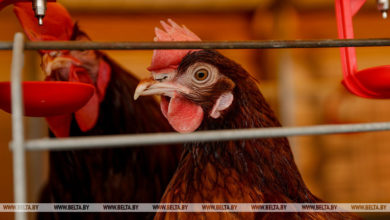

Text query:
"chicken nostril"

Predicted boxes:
[[156, 76, 168, 82], [154, 74, 170, 82]]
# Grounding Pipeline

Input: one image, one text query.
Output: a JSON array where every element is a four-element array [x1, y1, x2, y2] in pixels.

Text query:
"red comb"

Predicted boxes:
[[13, 2, 74, 41], [147, 19, 201, 73]]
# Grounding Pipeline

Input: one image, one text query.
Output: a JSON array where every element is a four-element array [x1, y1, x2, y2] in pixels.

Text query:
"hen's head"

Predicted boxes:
[[14, 3, 111, 137], [135, 20, 239, 133], [135, 19, 211, 133], [40, 28, 103, 85]]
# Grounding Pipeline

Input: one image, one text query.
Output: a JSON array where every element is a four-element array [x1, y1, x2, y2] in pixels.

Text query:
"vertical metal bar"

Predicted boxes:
[[11, 33, 26, 220]]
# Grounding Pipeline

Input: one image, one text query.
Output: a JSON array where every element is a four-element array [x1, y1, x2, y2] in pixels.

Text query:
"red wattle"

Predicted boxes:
[[161, 93, 203, 133], [69, 64, 99, 132], [96, 60, 111, 102], [75, 90, 99, 132]]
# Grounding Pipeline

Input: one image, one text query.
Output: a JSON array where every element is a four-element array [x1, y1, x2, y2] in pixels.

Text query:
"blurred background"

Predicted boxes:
[[1, 0, 390, 219]]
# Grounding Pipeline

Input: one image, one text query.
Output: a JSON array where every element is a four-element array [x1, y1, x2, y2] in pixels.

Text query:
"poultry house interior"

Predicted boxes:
[[0, 0, 390, 219]]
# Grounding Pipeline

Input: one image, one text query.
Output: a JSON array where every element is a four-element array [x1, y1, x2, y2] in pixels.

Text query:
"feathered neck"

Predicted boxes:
[[183, 78, 319, 203]]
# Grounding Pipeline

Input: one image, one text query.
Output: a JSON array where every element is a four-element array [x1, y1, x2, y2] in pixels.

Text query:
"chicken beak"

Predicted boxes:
[[134, 78, 190, 100], [42, 53, 82, 76]]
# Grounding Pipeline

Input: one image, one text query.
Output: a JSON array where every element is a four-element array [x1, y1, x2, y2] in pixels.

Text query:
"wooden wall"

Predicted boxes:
[[0, 1, 390, 219]]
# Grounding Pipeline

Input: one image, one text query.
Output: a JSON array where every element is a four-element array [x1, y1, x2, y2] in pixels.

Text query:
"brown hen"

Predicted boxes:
[[135, 21, 361, 220]]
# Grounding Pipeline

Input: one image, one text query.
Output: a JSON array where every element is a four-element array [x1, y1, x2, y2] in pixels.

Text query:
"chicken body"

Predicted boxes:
[[136, 50, 361, 220]]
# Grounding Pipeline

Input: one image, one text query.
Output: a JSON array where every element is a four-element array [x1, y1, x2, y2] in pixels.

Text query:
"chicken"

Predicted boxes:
[[13, 3, 181, 219], [134, 20, 361, 219]]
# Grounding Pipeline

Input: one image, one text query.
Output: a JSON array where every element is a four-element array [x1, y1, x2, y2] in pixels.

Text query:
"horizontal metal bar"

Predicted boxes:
[[22, 121, 390, 151], [1, 39, 390, 50]]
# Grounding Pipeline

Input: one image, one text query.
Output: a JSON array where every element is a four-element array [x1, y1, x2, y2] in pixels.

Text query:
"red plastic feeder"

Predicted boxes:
[[335, 0, 390, 98], [0, 81, 94, 117]]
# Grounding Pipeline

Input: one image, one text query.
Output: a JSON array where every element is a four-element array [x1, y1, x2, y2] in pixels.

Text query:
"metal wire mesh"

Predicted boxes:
[[6, 34, 390, 220]]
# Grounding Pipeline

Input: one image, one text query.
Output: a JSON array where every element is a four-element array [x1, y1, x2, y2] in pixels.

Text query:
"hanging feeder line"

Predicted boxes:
[[1, 38, 390, 50]]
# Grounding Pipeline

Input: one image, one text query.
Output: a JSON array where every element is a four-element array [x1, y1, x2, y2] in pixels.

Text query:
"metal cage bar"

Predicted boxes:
[[18, 121, 390, 151], [1, 38, 390, 50], [10, 33, 27, 220]]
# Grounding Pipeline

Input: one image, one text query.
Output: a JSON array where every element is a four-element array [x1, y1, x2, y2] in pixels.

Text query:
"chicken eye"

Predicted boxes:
[[194, 69, 209, 81]]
